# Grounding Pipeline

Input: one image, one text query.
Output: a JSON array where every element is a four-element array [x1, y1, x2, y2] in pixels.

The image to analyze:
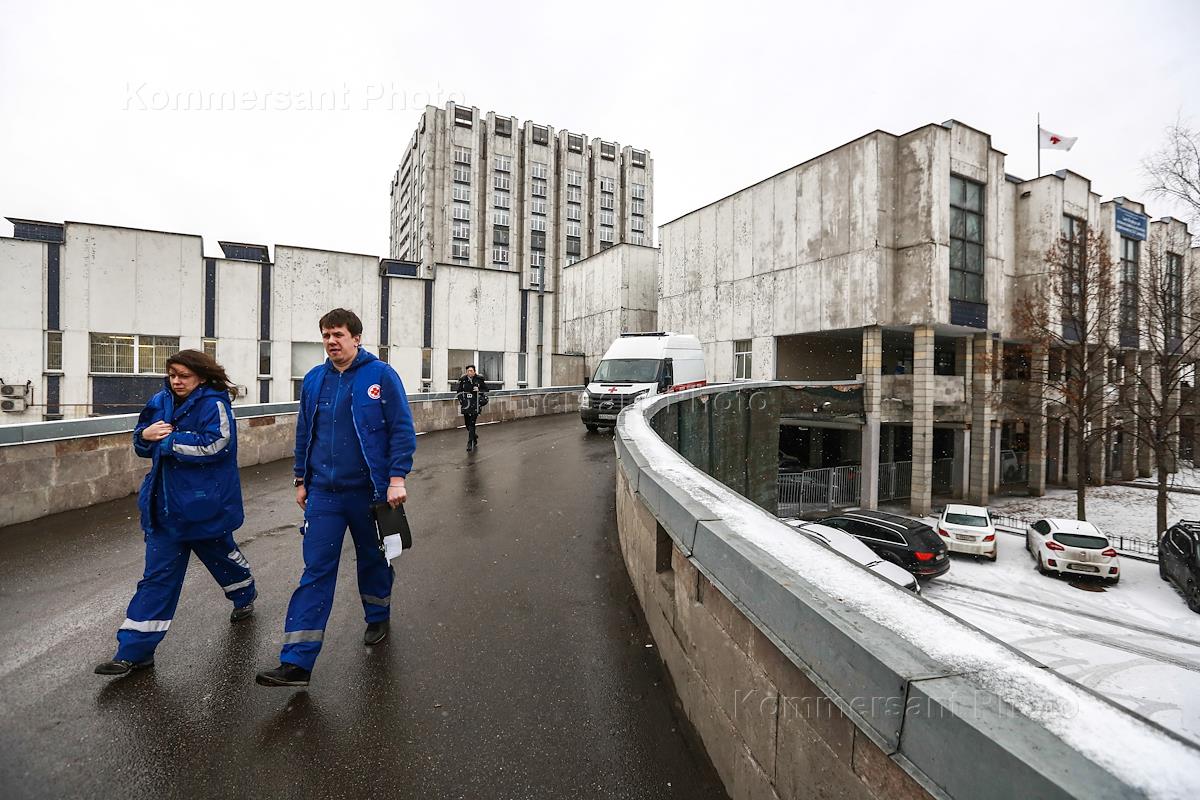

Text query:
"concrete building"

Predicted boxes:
[[389, 102, 653, 387], [559, 243, 659, 374], [656, 120, 1197, 515]]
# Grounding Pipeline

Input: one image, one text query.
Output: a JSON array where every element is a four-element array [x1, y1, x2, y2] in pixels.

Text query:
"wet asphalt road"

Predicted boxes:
[[0, 414, 727, 800]]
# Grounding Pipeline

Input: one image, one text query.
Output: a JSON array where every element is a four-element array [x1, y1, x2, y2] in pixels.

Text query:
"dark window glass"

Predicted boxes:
[[950, 175, 985, 303], [1120, 237, 1139, 341], [532, 125, 549, 145], [494, 117, 512, 137]]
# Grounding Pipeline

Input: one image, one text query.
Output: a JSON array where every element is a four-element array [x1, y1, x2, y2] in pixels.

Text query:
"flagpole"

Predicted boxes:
[[1036, 112, 1041, 177]]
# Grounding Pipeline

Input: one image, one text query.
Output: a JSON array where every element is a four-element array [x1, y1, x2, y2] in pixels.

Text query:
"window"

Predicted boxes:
[[532, 180, 548, 197], [530, 251, 546, 268], [531, 198, 547, 215], [565, 255, 580, 266], [452, 165, 471, 184], [452, 220, 470, 239], [631, 150, 646, 168], [566, 169, 583, 186], [518, 352, 527, 386], [530, 216, 546, 232], [631, 198, 645, 215], [566, 220, 581, 237], [421, 348, 432, 381], [494, 173, 511, 190], [530, 266, 542, 287], [631, 217, 645, 232], [494, 155, 512, 173], [1167, 252, 1183, 342], [566, 237, 581, 256], [453, 203, 471, 221], [531, 125, 549, 145], [600, 142, 616, 160], [46, 331, 63, 371], [1120, 237, 1139, 342], [494, 226, 510, 245], [599, 193, 614, 210], [258, 340, 271, 376], [494, 191, 510, 209], [599, 209, 615, 227], [566, 186, 582, 203], [291, 342, 324, 377], [567, 134, 584, 153], [599, 226, 614, 243], [453, 146, 472, 165], [453, 106, 473, 127], [451, 241, 470, 259], [949, 175, 985, 303], [202, 338, 217, 358], [452, 184, 471, 202], [493, 209, 510, 227], [530, 231, 547, 250], [495, 117, 512, 137], [734, 339, 752, 381], [90, 333, 180, 374], [599, 176, 616, 192], [1061, 216, 1085, 320], [493, 246, 510, 265], [478, 351, 504, 386], [632, 182, 645, 200], [631, 231, 646, 246], [566, 203, 581, 221], [447, 349, 474, 383], [530, 161, 548, 180]]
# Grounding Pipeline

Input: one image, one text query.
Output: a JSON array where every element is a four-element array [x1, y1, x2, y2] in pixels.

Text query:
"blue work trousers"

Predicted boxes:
[[115, 530, 255, 663], [280, 488, 393, 670]]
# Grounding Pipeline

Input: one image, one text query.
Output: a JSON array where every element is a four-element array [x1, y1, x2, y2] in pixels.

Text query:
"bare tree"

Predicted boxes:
[[1013, 225, 1119, 520], [1113, 227, 1198, 538], [1143, 118, 1200, 239]]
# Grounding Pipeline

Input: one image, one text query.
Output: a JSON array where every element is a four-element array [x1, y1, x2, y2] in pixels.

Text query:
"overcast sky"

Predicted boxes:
[[2, 0, 1198, 257]]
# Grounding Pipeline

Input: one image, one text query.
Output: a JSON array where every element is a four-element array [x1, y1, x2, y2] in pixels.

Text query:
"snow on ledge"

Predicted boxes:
[[622, 393, 1200, 800]]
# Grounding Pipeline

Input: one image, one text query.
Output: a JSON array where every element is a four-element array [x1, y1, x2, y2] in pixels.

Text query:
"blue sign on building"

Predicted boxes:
[[1115, 206, 1148, 241]]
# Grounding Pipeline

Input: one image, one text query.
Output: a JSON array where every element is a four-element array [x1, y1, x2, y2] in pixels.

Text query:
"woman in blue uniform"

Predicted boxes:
[[95, 350, 256, 676]]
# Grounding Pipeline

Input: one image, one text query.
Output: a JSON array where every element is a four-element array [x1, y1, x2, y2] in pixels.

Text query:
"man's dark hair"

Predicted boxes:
[[319, 308, 363, 337], [166, 349, 240, 399], [466, 364, 476, 371]]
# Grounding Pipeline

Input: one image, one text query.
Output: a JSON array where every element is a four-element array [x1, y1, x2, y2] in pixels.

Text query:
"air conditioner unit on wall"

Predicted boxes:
[[0, 380, 33, 407], [1, 397, 28, 412]]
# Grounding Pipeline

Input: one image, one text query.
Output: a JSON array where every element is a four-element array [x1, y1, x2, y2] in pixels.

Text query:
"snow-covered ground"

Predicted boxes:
[[985, 482, 1200, 540], [920, 525, 1200, 746]]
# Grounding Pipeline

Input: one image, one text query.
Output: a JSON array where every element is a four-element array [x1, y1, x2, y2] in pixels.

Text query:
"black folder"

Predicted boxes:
[[371, 502, 413, 551]]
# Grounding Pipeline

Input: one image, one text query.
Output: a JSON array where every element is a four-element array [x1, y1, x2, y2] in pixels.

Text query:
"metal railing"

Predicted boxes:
[[878, 461, 912, 502], [990, 512, 1158, 560], [932, 458, 954, 493], [778, 465, 861, 516]]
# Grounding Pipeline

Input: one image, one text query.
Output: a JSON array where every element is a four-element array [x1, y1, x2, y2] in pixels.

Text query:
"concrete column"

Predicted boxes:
[[968, 333, 993, 505], [861, 326, 883, 510], [910, 326, 935, 516], [1138, 359, 1154, 478], [952, 428, 969, 499], [1028, 348, 1048, 496], [1119, 351, 1139, 479], [1048, 420, 1064, 484], [1065, 421, 1080, 487], [1087, 353, 1108, 485], [1167, 382, 1181, 474], [991, 423, 1002, 494]]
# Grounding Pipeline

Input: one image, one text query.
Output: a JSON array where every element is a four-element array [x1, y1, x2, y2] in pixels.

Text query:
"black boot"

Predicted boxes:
[[466, 438, 474, 452], [255, 663, 311, 687], [94, 658, 154, 676]]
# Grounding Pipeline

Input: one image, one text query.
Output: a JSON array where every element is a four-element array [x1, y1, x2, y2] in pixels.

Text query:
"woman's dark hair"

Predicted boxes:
[[319, 308, 363, 337], [165, 350, 240, 399]]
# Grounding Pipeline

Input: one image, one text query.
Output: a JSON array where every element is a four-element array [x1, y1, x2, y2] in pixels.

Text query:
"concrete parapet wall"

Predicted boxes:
[[615, 381, 1200, 800], [0, 387, 580, 529]]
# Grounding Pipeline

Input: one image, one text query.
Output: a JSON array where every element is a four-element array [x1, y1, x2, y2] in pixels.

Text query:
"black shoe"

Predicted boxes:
[[364, 621, 389, 646], [94, 658, 154, 676], [255, 663, 311, 687], [230, 602, 254, 623], [466, 440, 474, 452]]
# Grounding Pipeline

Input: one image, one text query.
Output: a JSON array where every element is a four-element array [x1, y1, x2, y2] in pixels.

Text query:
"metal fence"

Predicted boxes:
[[932, 458, 954, 493], [778, 465, 861, 516], [991, 512, 1159, 560], [878, 461, 912, 502]]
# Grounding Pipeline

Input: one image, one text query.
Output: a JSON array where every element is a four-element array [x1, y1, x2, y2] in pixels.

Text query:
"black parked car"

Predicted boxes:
[[820, 510, 950, 579], [1160, 520, 1200, 613]]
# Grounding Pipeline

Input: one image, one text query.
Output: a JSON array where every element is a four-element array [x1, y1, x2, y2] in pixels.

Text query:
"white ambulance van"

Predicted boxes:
[[579, 332, 706, 431]]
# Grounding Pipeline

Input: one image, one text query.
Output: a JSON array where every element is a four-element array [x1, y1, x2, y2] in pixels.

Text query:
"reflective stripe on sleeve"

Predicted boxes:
[[120, 618, 172, 633], [172, 401, 232, 457]]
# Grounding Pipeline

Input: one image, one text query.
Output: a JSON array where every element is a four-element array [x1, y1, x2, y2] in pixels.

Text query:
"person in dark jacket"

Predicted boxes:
[[95, 350, 254, 677], [456, 365, 488, 452], [256, 308, 416, 688]]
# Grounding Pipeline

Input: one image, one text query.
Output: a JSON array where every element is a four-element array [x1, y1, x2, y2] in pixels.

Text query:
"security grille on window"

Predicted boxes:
[[90, 334, 180, 375], [454, 107, 473, 127], [494, 155, 512, 172], [567, 134, 584, 153], [531, 125, 549, 145], [453, 203, 471, 221], [46, 331, 63, 371], [600, 142, 616, 160], [493, 209, 510, 227], [566, 169, 583, 186], [453, 146, 472, 165], [493, 173, 511, 191], [734, 340, 752, 381], [566, 203, 581, 221], [1120, 237, 1139, 341], [493, 246, 510, 265], [495, 117, 512, 137], [950, 175, 985, 304]]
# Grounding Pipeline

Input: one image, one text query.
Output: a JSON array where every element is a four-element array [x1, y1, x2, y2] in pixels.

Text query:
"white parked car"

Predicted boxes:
[[936, 504, 997, 561], [1025, 518, 1121, 584], [785, 520, 921, 594]]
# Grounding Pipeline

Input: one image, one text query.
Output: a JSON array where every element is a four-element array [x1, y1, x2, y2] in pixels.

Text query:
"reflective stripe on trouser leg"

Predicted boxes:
[[115, 534, 190, 663], [347, 494, 394, 624], [190, 531, 256, 608], [280, 490, 350, 670]]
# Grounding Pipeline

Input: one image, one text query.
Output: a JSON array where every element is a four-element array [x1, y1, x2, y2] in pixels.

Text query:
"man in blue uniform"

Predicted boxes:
[[256, 308, 416, 688]]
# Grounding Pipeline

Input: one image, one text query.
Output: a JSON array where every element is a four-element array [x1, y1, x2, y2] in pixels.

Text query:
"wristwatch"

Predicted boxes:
[[292, 478, 304, 487]]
